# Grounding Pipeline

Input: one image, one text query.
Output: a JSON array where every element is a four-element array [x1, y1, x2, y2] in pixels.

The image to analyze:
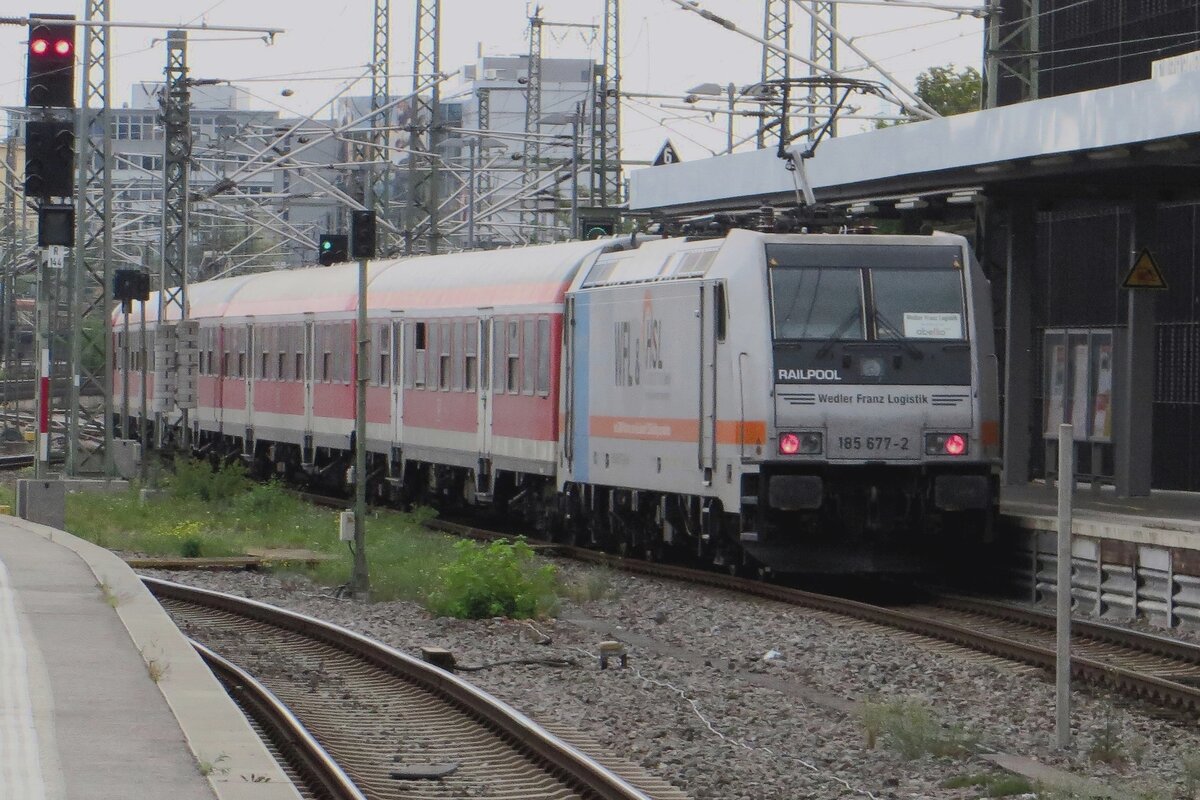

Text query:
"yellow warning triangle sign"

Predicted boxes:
[[1122, 248, 1168, 290]]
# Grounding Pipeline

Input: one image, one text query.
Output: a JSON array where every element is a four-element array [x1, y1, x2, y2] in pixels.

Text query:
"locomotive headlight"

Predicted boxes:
[[860, 357, 883, 378], [779, 432, 822, 455], [925, 432, 968, 456]]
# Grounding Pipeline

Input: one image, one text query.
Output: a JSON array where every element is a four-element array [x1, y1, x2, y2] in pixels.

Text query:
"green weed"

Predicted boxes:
[[1182, 752, 1200, 797], [427, 538, 558, 619], [941, 772, 1031, 796], [169, 458, 249, 502], [860, 698, 976, 761], [1087, 709, 1127, 767]]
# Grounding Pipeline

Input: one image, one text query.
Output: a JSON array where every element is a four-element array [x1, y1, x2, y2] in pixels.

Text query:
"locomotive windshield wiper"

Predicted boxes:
[[815, 308, 863, 358], [873, 310, 923, 359]]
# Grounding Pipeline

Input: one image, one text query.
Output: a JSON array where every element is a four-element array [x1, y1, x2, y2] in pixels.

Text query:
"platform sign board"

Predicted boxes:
[[1122, 248, 1168, 290]]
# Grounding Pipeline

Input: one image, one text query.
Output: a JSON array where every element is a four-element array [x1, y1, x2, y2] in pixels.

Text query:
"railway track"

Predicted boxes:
[[424, 518, 1200, 716], [144, 577, 662, 800], [193, 640, 365, 800]]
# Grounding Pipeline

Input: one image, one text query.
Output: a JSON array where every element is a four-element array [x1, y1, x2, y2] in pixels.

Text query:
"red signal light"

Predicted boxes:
[[30, 38, 49, 55], [779, 432, 801, 455], [944, 434, 966, 455], [53, 39, 72, 56]]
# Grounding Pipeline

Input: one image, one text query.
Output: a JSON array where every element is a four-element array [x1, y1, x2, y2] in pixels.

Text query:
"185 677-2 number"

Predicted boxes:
[[836, 435, 909, 452]]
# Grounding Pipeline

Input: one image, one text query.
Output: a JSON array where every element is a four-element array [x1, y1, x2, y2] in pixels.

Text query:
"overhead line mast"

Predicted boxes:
[[593, 0, 622, 209], [406, 0, 442, 254], [369, 0, 390, 253], [66, 0, 113, 475]]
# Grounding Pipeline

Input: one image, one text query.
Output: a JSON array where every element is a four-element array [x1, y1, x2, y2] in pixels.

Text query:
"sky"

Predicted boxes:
[[2, 0, 986, 161]]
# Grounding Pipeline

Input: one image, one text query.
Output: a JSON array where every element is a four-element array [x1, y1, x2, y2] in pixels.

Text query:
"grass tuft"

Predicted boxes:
[[861, 698, 977, 761]]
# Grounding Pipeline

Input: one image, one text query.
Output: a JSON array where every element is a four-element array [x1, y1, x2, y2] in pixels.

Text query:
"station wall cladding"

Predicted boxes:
[[994, 0, 1200, 105], [985, 203, 1200, 491]]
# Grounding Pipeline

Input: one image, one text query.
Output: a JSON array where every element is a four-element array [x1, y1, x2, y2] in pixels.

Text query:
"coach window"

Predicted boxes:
[[439, 322, 452, 391], [292, 328, 303, 382], [317, 325, 329, 383], [277, 330, 286, 381], [237, 329, 247, 378], [522, 319, 536, 396], [493, 319, 506, 390], [429, 322, 441, 390], [412, 322, 426, 388], [376, 325, 390, 386], [464, 322, 478, 392], [506, 320, 520, 394], [452, 322, 464, 391], [259, 327, 270, 380], [536, 317, 551, 395], [222, 330, 232, 377]]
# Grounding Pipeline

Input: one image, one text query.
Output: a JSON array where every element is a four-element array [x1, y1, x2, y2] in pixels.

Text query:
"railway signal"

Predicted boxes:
[[318, 234, 347, 266], [36, 204, 73, 247], [24, 119, 75, 198], [26, 15, 76, 108], [350, 210, 376, 259]]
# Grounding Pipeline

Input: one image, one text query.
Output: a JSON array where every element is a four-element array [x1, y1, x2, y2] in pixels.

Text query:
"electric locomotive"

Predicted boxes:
[[559, 229, 999, 572]]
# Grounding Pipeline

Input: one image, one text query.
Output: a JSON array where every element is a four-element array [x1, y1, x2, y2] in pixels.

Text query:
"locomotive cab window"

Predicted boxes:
[[766, 244, 967, 342], [770, 267, 865, 341], [870, 269, 966, 340]]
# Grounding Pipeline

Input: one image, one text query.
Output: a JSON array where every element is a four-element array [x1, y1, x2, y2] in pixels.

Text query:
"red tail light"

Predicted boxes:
[[779, 432, 801, 455], [944, 434, 966, 455]]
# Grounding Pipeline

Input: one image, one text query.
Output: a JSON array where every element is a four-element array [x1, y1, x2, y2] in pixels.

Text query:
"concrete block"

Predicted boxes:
[[112, 438, 142, 480], [16, 479, 66, 530]]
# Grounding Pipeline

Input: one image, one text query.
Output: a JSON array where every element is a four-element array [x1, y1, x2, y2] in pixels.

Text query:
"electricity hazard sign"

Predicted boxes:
[[1122, 248, 1168, 290]]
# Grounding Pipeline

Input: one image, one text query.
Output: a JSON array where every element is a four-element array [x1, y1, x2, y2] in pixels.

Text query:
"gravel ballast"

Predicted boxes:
[[143, 561, 1200, 799]]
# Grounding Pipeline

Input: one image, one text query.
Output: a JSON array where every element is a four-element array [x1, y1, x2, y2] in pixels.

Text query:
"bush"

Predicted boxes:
[[427, 538, 558, 619], [170, 458, 250, 502]]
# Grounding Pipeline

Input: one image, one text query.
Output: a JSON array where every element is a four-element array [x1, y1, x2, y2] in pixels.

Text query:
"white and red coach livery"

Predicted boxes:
[[114, 239, 617, 498]]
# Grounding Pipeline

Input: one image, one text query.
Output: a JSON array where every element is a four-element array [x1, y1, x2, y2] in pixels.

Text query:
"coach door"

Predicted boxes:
[[390, 316, 404, 446], [698, 282, 718, 483], [303, 316, 315, 437], [477, 311, 494, 466], [245, 322, 255, 431]]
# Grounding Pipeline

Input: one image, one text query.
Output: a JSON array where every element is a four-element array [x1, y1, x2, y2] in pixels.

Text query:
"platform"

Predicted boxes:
[[0, 516, 302, 800], [1000, 483, 1200, 627]]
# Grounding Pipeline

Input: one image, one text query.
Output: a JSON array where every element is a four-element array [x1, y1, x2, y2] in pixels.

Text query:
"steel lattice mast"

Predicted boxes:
[[405, 0, 441, 255], [521, 9, 544, 238], [158, 30, 190, 448], [369, 0, 389, 251], [1, 138, 17, 415], [985, 0, 1038, 106], [592, 0, 621, 208], [759, 0, 790, 147], [67, 0, 114, 475], [807, 0, 837, 137]]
